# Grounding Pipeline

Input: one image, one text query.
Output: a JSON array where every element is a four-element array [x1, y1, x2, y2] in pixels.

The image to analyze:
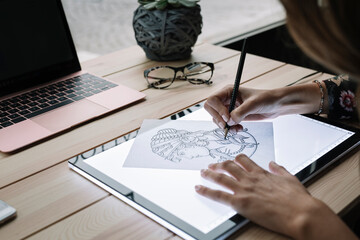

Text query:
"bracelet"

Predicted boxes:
[[313, 80, 324, 115]]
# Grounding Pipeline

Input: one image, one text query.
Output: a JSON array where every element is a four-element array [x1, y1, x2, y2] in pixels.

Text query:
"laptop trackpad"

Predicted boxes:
[[31, 99, 108, 132]]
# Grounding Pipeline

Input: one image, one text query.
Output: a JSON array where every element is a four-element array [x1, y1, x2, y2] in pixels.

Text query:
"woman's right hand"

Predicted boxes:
[[204, 85, 284, 131], [204, 83, 324, 130]]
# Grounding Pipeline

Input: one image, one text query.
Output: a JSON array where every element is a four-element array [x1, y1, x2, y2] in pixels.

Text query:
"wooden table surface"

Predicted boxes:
[[0, 43, 359, 240]]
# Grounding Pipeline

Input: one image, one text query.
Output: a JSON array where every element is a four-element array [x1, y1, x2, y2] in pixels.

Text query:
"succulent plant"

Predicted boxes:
[[138, 0, 200, 10]]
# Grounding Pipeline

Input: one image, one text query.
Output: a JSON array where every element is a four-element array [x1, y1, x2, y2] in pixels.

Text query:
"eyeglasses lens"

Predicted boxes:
[[147, 67, 175, 88], [184, 63, 212, 84]]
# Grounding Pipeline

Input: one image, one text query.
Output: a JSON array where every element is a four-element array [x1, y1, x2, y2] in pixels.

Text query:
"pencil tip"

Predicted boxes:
[[224, 128, 229, 139]]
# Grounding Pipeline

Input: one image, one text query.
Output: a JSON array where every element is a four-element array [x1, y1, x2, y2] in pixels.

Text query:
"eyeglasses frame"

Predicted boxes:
[[144, 62, 214, 89]]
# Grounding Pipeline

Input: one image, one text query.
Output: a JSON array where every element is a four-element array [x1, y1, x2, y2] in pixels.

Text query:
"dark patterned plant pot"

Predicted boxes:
[[133, 5, 202, 61]]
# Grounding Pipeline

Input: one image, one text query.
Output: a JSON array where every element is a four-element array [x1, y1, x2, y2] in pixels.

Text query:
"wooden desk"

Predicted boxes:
[[0, 43, 359, 240]]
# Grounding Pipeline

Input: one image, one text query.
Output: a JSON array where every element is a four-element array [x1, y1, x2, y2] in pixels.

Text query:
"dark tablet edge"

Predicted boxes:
[[298, 114, 360, 185]]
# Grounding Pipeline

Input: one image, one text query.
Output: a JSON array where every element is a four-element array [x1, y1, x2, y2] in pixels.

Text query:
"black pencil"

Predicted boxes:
[[224, 38, 247, 139]]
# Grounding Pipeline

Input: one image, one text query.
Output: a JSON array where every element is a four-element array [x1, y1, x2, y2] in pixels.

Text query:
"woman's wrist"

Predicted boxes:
[[289, 197, 324, 240], [290, 197, 358, 240], [271, 82, 328, 116]]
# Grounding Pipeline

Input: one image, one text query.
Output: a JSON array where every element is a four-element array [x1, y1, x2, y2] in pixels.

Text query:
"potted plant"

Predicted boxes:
[[133, 0, 202, 61]]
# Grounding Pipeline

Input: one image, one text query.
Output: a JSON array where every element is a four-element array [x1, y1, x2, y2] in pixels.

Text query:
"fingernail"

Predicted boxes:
[[195, 185, 201, 191], [228, 118, 236, 126], [208, 163, 215, 168], [222, 115, 228, 122], [219, 122, 225, 129], [200, 169, 206, 175]]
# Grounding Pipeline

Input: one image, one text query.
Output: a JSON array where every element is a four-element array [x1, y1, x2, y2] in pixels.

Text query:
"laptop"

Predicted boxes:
[[0, 0, 146, 152]]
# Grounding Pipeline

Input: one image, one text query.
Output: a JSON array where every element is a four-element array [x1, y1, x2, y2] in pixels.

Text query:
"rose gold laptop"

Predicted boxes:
[[0, 0, 145, 152]]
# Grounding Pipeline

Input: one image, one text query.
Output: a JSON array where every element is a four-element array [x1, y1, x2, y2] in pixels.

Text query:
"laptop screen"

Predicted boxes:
[[0, 0, 80, 96]]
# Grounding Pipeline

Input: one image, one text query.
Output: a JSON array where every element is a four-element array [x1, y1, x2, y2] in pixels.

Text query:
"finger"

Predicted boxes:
[[229, 124, 244, 133], [224, 124, 244, 133], [201, 169, 238, 190], [242, 114, 269, 121], [209, 160, 245, 181], [205, 96, 231, 123], [227, 117, 237, 126], [204, 101, 228, 128], [212, 117, 226, 129], [234, 154, 262, 173], [195, 185, 233, 205], [230, 99, 260, 123], [269, 161, 291, 176]]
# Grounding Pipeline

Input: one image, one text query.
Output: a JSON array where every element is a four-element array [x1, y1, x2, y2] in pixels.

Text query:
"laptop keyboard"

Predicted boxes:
[[0, 73, 117, 129]]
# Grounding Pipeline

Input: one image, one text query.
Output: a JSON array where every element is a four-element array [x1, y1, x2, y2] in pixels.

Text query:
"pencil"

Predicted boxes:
[[224, 38, 247, 139]]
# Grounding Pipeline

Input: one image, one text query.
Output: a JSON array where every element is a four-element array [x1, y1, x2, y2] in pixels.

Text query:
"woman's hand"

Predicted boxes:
[[204, 83, 326, 131], [195, 154, 313, 238], [195, 154, 358, 240], [204, 86, 277, 131]]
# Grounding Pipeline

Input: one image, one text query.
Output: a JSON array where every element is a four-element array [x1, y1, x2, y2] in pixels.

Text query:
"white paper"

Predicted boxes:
[[123, 120, 275, 171]]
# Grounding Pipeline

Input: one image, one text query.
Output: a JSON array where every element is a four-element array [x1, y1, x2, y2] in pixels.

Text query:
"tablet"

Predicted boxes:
[[68, 108, 360, 240]]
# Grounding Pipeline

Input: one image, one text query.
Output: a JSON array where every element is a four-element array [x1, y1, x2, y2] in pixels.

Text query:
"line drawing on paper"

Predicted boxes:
[[150, 128, 258, 163]]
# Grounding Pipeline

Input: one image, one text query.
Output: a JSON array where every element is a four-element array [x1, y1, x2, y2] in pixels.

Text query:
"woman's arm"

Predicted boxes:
[[204, 81, 328, 131]]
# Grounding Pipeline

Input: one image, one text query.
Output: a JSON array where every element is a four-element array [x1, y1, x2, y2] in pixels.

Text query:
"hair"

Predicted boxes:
[[280, 0, 360, 81]]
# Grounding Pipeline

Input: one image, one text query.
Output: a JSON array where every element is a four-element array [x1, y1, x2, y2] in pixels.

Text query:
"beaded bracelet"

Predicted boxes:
[[313, 80, 324, 115]]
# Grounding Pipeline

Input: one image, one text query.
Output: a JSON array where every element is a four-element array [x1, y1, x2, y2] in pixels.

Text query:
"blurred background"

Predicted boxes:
[[62, 0, 332, 74], [61, 0, 285, 61]]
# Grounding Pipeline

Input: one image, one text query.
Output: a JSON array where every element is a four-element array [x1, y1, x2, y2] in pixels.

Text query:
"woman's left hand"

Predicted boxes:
[[195, 154, 315, 238]]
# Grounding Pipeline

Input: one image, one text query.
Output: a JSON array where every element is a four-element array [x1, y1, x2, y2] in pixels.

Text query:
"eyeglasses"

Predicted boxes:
[[144, 62, 214, 89]]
